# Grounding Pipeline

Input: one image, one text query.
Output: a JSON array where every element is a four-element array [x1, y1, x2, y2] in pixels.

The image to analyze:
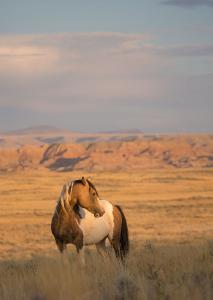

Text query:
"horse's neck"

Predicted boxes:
[[58, 200, 81, 222], [73, 204, 82, 221]]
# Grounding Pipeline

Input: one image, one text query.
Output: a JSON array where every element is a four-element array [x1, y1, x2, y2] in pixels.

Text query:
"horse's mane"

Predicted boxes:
[[56, 178, 99, 216], [86, 179, 99, 196], [55, 181, 73, 215]]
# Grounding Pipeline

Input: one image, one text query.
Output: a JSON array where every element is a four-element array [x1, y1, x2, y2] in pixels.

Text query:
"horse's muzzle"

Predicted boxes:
[[94, 209, 105, 218]]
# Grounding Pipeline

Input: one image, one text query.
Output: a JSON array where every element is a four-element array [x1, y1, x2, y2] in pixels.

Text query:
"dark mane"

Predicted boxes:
[[74, 179, 85, 185], [86, 179, 99, 196]]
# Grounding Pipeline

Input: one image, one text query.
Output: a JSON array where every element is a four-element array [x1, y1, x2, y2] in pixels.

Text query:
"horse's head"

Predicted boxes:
[[68, 177, 105, 218]]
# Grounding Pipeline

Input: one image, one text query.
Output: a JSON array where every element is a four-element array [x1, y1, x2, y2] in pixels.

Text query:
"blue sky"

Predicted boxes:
[[0, 1, 212, 32], [0, 0, 212, 132]]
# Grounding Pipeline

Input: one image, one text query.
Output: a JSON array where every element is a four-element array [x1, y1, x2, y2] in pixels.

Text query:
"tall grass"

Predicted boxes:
[[0, 241, 212, 300]]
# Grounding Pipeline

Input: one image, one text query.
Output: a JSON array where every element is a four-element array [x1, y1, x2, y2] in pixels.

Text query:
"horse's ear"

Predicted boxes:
[[81, 176, 87, 186]]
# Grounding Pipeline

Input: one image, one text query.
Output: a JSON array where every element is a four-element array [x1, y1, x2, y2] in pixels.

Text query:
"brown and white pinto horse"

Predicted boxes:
[[51, 177, 129, 260]]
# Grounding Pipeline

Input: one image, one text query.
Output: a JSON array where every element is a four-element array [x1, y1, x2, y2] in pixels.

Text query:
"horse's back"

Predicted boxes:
[[79, 199, 114, 245]]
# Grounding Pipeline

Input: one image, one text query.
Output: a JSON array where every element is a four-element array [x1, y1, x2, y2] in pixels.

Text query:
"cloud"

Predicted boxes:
[[0, 32, 212, 132], [0, 46, 59, 74], [148, 44, 213, 57], [0, 32, 166, 112], [161, 0, 213, 8]]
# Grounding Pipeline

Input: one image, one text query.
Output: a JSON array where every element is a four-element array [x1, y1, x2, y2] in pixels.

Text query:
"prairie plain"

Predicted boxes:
[[0, 168, 213, 299], [0, 168, 213, 259]]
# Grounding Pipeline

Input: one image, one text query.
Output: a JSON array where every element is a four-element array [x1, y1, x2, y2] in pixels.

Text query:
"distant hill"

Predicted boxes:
[[3, 125, 65, 135], [101, 129, 143, 134], [0, 131, 212, 172], [0, 126, 144, 147]]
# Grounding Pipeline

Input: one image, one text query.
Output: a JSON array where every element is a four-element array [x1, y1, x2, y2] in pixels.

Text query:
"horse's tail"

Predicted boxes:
[[115, 205, 129, 259]]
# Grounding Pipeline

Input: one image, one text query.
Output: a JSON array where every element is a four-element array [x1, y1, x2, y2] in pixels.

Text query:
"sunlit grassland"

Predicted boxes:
[[0, 242, 212, 300], [0, 168, 213, 299]]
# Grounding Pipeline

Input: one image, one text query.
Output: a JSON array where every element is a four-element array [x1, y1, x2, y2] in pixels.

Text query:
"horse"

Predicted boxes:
[[51, 177, 129, 260]]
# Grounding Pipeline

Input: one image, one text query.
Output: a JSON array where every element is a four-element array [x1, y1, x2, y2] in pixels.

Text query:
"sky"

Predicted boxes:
[[0, 0, 213, 132]]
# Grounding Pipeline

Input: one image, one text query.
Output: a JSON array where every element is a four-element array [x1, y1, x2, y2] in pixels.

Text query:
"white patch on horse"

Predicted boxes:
[[79, 200, 114, 245]]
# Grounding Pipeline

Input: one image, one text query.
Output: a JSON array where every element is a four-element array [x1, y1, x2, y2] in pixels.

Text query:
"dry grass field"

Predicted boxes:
[[0, 168, 213, 299]]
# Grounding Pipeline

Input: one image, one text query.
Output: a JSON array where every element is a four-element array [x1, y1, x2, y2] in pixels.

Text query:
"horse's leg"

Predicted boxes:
[[55, 239, 68, 265], [96, 237, 107, 256], [109, 238, 121, 258], [55, 239, 67, 253], [76, 246, 85, 265]]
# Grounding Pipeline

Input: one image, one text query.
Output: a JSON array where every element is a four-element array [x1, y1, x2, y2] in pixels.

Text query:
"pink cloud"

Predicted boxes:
[[0, 32, 212, 114]]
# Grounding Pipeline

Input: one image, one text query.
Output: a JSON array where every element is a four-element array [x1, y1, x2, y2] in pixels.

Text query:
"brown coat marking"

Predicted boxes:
[[51, 201, 83, 252], [111, 206, 122, 252]]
